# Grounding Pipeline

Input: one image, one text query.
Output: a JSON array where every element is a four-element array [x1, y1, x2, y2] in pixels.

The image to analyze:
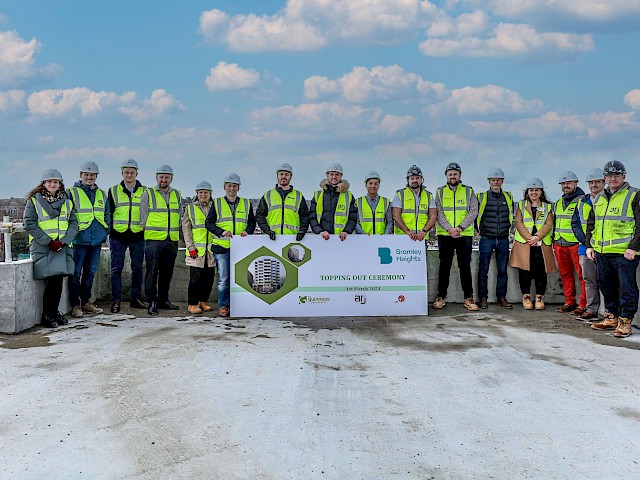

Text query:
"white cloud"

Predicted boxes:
[[37, 134, 54, 144], [28, 87, 136, 117], [0, 30, 60, 87], [304, 65, 446, 103], [43, 146, 149, 162], [430, 85, 544, 116], [119, 89, 186, 123], [204, 61, 260, 92], [624, 90, 640, 110], [0, 89, 25, 111]]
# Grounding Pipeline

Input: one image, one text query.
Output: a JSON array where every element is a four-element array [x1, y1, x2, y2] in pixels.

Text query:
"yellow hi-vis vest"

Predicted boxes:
[[514, 201, 552, 246], [211, 197, 250, 249], [476, 190, 514, 226], [144, 187, 182, 241], [435, 184, 474, 236], [554, 197, 580, 243], [393, 187, 431, 235], [186, 203, 215, 257], [313, 190, 353, 234], [590, 185, 639, 254], [30, 196, 72, 242], [577, 197, 593, 235], [68, 187, 107, 232], [110, 184, 146, 233], [357, 195, 390, 235], [264, 188, 302, 234]]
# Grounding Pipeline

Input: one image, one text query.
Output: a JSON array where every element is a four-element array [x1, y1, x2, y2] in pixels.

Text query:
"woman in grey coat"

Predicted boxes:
[[24, 169, 79, 327]]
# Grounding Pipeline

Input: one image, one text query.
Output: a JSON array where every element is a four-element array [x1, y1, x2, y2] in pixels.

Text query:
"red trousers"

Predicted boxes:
[[553, 243, 586, 308]]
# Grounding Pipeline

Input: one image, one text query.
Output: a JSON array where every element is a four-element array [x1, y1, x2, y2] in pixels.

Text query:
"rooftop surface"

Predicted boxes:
[[1, 306, 639, 479]]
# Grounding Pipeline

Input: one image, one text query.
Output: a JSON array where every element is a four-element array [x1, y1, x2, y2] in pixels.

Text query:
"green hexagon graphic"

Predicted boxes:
[[235, 246, 298, 305], [282, 242, 311, 267]]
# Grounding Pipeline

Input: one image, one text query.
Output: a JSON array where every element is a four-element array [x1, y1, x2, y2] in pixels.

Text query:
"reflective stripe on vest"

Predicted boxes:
[[186, 203, 215, 257], [110, 184, 146, 233], [591, 185, 639, 254], [357, 195, 390, 235], [30, 196, 72, 241], [577, 197, 593, 236], [513, 201, 552, 246], [264, 189, 302, 234], [393, 187, 431, 235], [435, 184, 474, 236], [68, 187, 107, 231], [476, 190, 513, 227], [211, 197, 250, 249], [553, 197, 579, 243], [144, 187, 182, 241], [313, 190, 353, 234]]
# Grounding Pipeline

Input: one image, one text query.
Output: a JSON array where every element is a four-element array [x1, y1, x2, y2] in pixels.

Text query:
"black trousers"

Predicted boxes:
[[144, 239, 178, 302], [437, 235, 474, 299], [43, 274, 65, 314], [518, 246, 547, 295], [188, 259, 216, 305]]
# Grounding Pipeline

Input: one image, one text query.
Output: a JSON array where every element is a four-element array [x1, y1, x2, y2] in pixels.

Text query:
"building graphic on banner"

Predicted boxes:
[[249, 257, 285, 294]]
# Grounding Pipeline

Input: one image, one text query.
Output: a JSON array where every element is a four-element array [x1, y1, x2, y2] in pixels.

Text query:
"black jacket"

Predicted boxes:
[[478, 190, 512, 239], [309, 179, 358, 234]]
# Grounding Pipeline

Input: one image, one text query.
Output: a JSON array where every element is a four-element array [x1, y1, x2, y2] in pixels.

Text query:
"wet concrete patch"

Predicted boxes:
[[97, 322, 119, 328], [614, 407, 640, 421], [529, 353, 586, 371], [0, 331, 52, 349]]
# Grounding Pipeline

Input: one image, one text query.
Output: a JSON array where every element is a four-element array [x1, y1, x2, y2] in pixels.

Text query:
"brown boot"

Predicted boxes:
[[82, 302, 103, 314], [497, 297, 513, 309], [198, 301, 214, 312], [71, 305, 84, 318], [187, 305, 203, 315], [534, 294, 545, 310], [558, 303, 578, 313], [218, 307, 230, 317], [478, 298, 488, 309], [464, 297, 479, 311], [432, 297, 446, 309], [522, 294, 533, 310], [613, 317, 632, 338], [591, 313, 618, 330]]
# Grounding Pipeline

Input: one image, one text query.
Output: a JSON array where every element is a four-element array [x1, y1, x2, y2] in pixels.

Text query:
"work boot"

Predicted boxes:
[[82, 303, 103, 314], [198, 301, 214, 312], [534, 295, 545, 310], [579, 310, 599, 321], [218, 306, 230, 317], [572, 307, 586, 316], [591, 313, 618, 330], [71, 305, 84, 318], [148, 301, 158, 316], [558, 303, 578, 313], [497, 297, 513, 309], [188, 305, 203, 315], [478, 298, 488, 309], [110, 300, 121, 314], [464, 297, 479, 311], [158, 301, 179, 310], [54, 311, 68, 325], [40, 313, 58, 328], [130, 297, 149, 309], [522, 294, 533, 310], [432, 297, 446, 309], [613, 317, 632, 338]]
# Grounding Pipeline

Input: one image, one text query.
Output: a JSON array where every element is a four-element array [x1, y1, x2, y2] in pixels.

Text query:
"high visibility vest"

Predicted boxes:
[[211, 197, 250, 249], [186, 203, 215, 257], [30, 196, 72, 242], [357, 195, 390, 235], [514, 201, 552, 246], [110, 184, 146, 233], [553, 197, 579, 243], [264, 188, 302, 234], [393, 187, 431, 235], [435, 184, 474, 236], [68, 187, 107, 231], [476, 190, 514, 226], [313, 190, 353, 234], [576, 197, 593, 235], [144, 187, 182, 241], [590, 185, 639, 254]]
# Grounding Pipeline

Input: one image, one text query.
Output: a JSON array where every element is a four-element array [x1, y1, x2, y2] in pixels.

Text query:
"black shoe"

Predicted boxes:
[[130, 297, 149, 309], [40, 313, 58, 328], [148, 301, 158, 316], [157, 301, 179, 310], [110, 300, 121, 313], [478, 298, 488, 309], [55, 311, 69, 325], [497, 297, 513, 309]]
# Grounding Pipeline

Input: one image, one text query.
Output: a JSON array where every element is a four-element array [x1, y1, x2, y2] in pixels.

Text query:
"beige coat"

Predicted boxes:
[[509, 200, 557, 273], [182, 200, 216, 268]]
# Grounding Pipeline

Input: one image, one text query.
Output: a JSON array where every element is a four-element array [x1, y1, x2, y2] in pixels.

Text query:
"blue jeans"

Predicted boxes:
[[477, 237, 510, 300], [110, 237, 145, 301], [70, 244, 102, 307], [596, 253, 640, 319], [214, 251, 230, 308]]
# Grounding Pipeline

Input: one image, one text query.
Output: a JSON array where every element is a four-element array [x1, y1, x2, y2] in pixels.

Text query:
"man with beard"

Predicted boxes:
[[309, 163, 358, 241], [255, 163, 309, 241], [391, 165, 436, 240], [356, 170, 394, 235], [553, 171, 587, 315], [433, 162, 479, 311], [140, 165, 182, 316]]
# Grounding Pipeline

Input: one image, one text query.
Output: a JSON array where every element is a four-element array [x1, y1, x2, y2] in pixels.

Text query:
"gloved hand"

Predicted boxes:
[[49, 240, 64, 252], [268, 231, 276, 241], [188, 248, 198, 259], [296, 232, 305, 241]]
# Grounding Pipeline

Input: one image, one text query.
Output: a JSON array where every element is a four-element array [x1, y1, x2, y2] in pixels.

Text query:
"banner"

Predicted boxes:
[[230, 235, 428, 317]]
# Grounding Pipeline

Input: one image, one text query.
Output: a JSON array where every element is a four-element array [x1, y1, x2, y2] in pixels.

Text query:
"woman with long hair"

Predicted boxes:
[[509, 178, 557, 310], [23, 169, 78, 327]]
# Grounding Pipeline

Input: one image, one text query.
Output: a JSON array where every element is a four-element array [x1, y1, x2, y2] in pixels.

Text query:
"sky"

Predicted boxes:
[[1, 0, 640, 202]]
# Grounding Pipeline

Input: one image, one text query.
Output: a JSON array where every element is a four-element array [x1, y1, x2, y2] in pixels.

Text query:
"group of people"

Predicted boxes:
[[24, 159, 639, 338]]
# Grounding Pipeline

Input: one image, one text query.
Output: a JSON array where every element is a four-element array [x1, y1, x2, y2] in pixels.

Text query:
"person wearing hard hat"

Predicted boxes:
[[356, 171, 393, 235], [107, 159, 148, 314], [67, 161, 111, 318], [391, 165, 436, 240], [140, 164, 183, 316], [205, 173, 256, 318], [255, 163, 310, 241], [24, 169, 79, 327], [587, 161, 640, 338], [509, 178, 556, 310], [309, 163, 357, 241], [433, 162, 479, 311], [570, 168, 605, 320], [475, 167, 515, 310], [182, 181, 217, 315], [553, 171, 587, 315]]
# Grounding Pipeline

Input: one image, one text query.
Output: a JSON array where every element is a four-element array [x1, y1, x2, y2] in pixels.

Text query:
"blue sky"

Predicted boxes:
[[1, 0, 640, 201]]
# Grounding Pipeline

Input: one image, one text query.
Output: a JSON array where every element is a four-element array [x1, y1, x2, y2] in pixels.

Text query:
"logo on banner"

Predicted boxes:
[[355, 295, 367, 304], [397, 295, 405, 302], [299, 296, 330, 304], [378, 247, 392, 264]]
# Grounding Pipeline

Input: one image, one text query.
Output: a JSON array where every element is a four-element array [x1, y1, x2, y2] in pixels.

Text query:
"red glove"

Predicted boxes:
[[189, 248, 198, 259], [49, 240, 64, 252]]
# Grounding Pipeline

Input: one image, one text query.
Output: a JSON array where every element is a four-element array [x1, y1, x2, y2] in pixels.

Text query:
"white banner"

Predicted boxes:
[[230, 235, 428, 317]]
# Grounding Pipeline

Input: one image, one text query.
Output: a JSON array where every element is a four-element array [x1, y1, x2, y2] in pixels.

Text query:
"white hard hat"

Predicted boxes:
[[195, 181, 212, 192], [277, 163, 293, 174], [121, 158, 139, 170], [364, 171, 381, 182], [326, 163, 343, 174], [80, 161, 100, 174], [585, 168, 604, 182], [558, 171, 578, 183], [526, 177, 544, 189], [487, 167, 505, 179], [224, 173, 241, 185], [156, 164, 174, 175], [41, 168, 63, 182]]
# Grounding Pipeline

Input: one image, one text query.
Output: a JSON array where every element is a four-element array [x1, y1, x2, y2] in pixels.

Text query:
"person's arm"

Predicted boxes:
[[139, 190, 149, 227], [103, 189, 112, 230], [61, 208, 78, 245], [458, 189, 478, 231], [298, 195, 310, 235], [571, 203, 586, 245], [343, 194, 358, 234], [537, 208, 554, 240], [205, 202, 225, 237], [309, 194, 322, 234], [514, 204, 531, 240], [384, 201, 394, 234], [245, 204, 256, 235], [23, 199, 51, 246], [182, 208, 196, 252], [254, 195, 271, 234], [628, 193, 640, 252], [435, 191, 452, 231]]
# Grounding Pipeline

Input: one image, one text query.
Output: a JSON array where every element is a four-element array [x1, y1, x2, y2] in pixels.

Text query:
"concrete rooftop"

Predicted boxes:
[[1, 306, 639, 480]]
